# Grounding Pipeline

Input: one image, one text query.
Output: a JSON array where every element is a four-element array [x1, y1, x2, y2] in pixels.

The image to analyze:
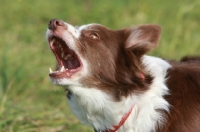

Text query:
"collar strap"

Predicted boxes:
[[95, 73, 144, 132], [102, 105, 135, 132]]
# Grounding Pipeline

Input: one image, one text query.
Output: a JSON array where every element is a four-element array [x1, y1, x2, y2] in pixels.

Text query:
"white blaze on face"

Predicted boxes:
[[64, 22, 80, 38]]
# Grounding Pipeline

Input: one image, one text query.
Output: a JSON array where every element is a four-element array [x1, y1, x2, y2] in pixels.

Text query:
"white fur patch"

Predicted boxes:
[[78, 24, 90, 31], [125, 55, 171, 132], [63, 56, 171, 132]]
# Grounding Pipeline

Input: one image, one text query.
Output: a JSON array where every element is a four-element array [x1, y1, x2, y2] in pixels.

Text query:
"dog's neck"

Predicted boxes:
[[102, 104, 135, 132], [67, 84, 136, 131], [66, 56, 171, 132]]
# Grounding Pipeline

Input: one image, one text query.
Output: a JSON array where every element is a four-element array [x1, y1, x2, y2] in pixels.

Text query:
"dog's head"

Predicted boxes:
[[46, 19, 161, 99]]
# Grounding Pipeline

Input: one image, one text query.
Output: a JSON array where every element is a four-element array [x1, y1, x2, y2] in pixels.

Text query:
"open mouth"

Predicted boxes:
[[48, 36, 81, 78]]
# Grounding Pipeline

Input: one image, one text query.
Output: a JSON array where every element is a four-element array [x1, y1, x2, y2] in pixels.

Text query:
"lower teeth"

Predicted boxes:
[[60, 66, 65, 72]]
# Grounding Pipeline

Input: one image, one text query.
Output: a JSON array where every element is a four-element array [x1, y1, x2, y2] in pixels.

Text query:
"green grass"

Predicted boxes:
[[0, 0, 200, 131]]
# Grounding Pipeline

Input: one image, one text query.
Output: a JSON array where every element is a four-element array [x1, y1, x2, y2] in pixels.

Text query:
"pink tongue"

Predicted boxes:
[[66, 59, 80, 69]]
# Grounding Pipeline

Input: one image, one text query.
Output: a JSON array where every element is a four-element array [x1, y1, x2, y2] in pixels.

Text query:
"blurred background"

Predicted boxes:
[[0, 0, 200, 131]]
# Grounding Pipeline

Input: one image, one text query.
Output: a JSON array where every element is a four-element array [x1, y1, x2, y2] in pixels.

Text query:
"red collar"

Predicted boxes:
[[98, 73, 144, 132], [103, 105, 135, 132]]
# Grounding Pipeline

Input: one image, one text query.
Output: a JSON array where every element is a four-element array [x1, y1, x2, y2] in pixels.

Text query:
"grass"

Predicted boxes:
[[0, 0, 200, 131]]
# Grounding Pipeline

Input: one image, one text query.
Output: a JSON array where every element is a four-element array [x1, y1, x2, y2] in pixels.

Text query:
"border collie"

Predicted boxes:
[[46, 19, 200, 132]]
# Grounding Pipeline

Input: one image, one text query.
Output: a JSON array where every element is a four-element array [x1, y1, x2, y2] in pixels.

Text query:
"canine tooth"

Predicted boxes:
[[50, 40, 54, 46], [60, 66, 65, 72], [52, 39, 55, 43], [49, 68, 53, 73]]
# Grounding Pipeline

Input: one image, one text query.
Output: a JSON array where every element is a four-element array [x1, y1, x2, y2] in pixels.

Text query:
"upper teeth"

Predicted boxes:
[[49, 38, 75, 74], [61, 52, 65, 58], [50, 39, 55, 46], [51, 38, 74, 61], [65, 54, 73, 60], [61, 52, 73, 60]]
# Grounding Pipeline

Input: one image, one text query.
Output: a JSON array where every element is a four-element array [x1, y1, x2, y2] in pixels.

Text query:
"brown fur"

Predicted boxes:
[[157, 58, 200, 132], [47, 20, 200, 131], [77, 25, 160, 100], [77, 25, 200, 130]]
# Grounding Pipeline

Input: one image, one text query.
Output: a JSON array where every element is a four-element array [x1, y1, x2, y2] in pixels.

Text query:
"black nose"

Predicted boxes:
[[48, 19, 64, 31]]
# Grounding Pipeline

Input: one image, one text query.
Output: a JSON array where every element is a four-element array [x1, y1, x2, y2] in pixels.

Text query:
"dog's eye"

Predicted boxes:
[[89, 33, 99, 39]]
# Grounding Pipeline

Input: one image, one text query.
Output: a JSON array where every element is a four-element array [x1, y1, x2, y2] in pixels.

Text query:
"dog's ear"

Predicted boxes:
[[124, 24, 161, 57]]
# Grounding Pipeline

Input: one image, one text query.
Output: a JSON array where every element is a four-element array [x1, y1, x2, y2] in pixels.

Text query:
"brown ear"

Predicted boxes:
[[125, 24, 161, 57]]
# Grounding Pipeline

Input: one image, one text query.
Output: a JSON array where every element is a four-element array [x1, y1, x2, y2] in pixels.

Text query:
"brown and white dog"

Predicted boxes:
[[46, 19, 200, 132]]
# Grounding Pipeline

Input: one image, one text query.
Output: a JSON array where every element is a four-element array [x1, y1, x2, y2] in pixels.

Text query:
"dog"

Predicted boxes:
[[46, 19, 200, 132]]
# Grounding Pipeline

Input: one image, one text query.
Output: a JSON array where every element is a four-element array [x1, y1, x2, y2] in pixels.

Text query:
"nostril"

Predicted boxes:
[[55, 20, 64, 26], [48, 19, 65, 30]]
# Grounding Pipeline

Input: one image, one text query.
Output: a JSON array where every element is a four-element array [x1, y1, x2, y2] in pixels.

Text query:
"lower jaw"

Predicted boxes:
[[49, 72, 73, 79], [49, 67, 81, 79]]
